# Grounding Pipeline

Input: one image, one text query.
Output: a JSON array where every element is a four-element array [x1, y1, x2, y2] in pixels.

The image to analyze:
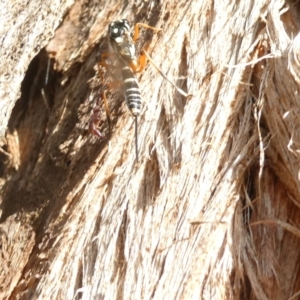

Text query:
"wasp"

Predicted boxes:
[[108, 19, 162, 162], [90, 19, 190, 161]]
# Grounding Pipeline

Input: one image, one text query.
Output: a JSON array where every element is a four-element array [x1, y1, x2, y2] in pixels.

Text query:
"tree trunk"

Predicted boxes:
[[1, 0, 300, 299]]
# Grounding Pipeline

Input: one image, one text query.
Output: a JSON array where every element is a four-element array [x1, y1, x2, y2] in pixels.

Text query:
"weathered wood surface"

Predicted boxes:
[[0, 0, 74, 139], [1, 0, 300, 299]]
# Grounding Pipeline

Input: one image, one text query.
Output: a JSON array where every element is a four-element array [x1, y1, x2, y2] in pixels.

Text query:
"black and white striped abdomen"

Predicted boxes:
[[122, 66, 141, 116]]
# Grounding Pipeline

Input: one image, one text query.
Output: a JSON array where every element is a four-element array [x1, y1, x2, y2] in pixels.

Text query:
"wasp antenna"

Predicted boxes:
[[134, 116, 139, 162]]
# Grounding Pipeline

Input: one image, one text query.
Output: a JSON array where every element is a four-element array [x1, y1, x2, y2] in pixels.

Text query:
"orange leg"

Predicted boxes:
[[129, 48, 148, 73], [132, 23, 162, 73], [133, 23, 162, 42]]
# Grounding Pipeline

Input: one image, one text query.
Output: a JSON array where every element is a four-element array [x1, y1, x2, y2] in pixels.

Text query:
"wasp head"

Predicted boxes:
[[108, 19, 137, 65]]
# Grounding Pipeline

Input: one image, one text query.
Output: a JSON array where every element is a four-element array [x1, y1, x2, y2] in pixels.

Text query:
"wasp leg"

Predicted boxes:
[[131, 23, 161, 73], [130, 46, 148, 73], [133, 23, 162, 42], [132, 39, 158, 74]]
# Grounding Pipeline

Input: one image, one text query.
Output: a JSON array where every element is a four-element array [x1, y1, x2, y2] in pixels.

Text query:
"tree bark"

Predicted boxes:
[[1, 0, 300, 299]]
